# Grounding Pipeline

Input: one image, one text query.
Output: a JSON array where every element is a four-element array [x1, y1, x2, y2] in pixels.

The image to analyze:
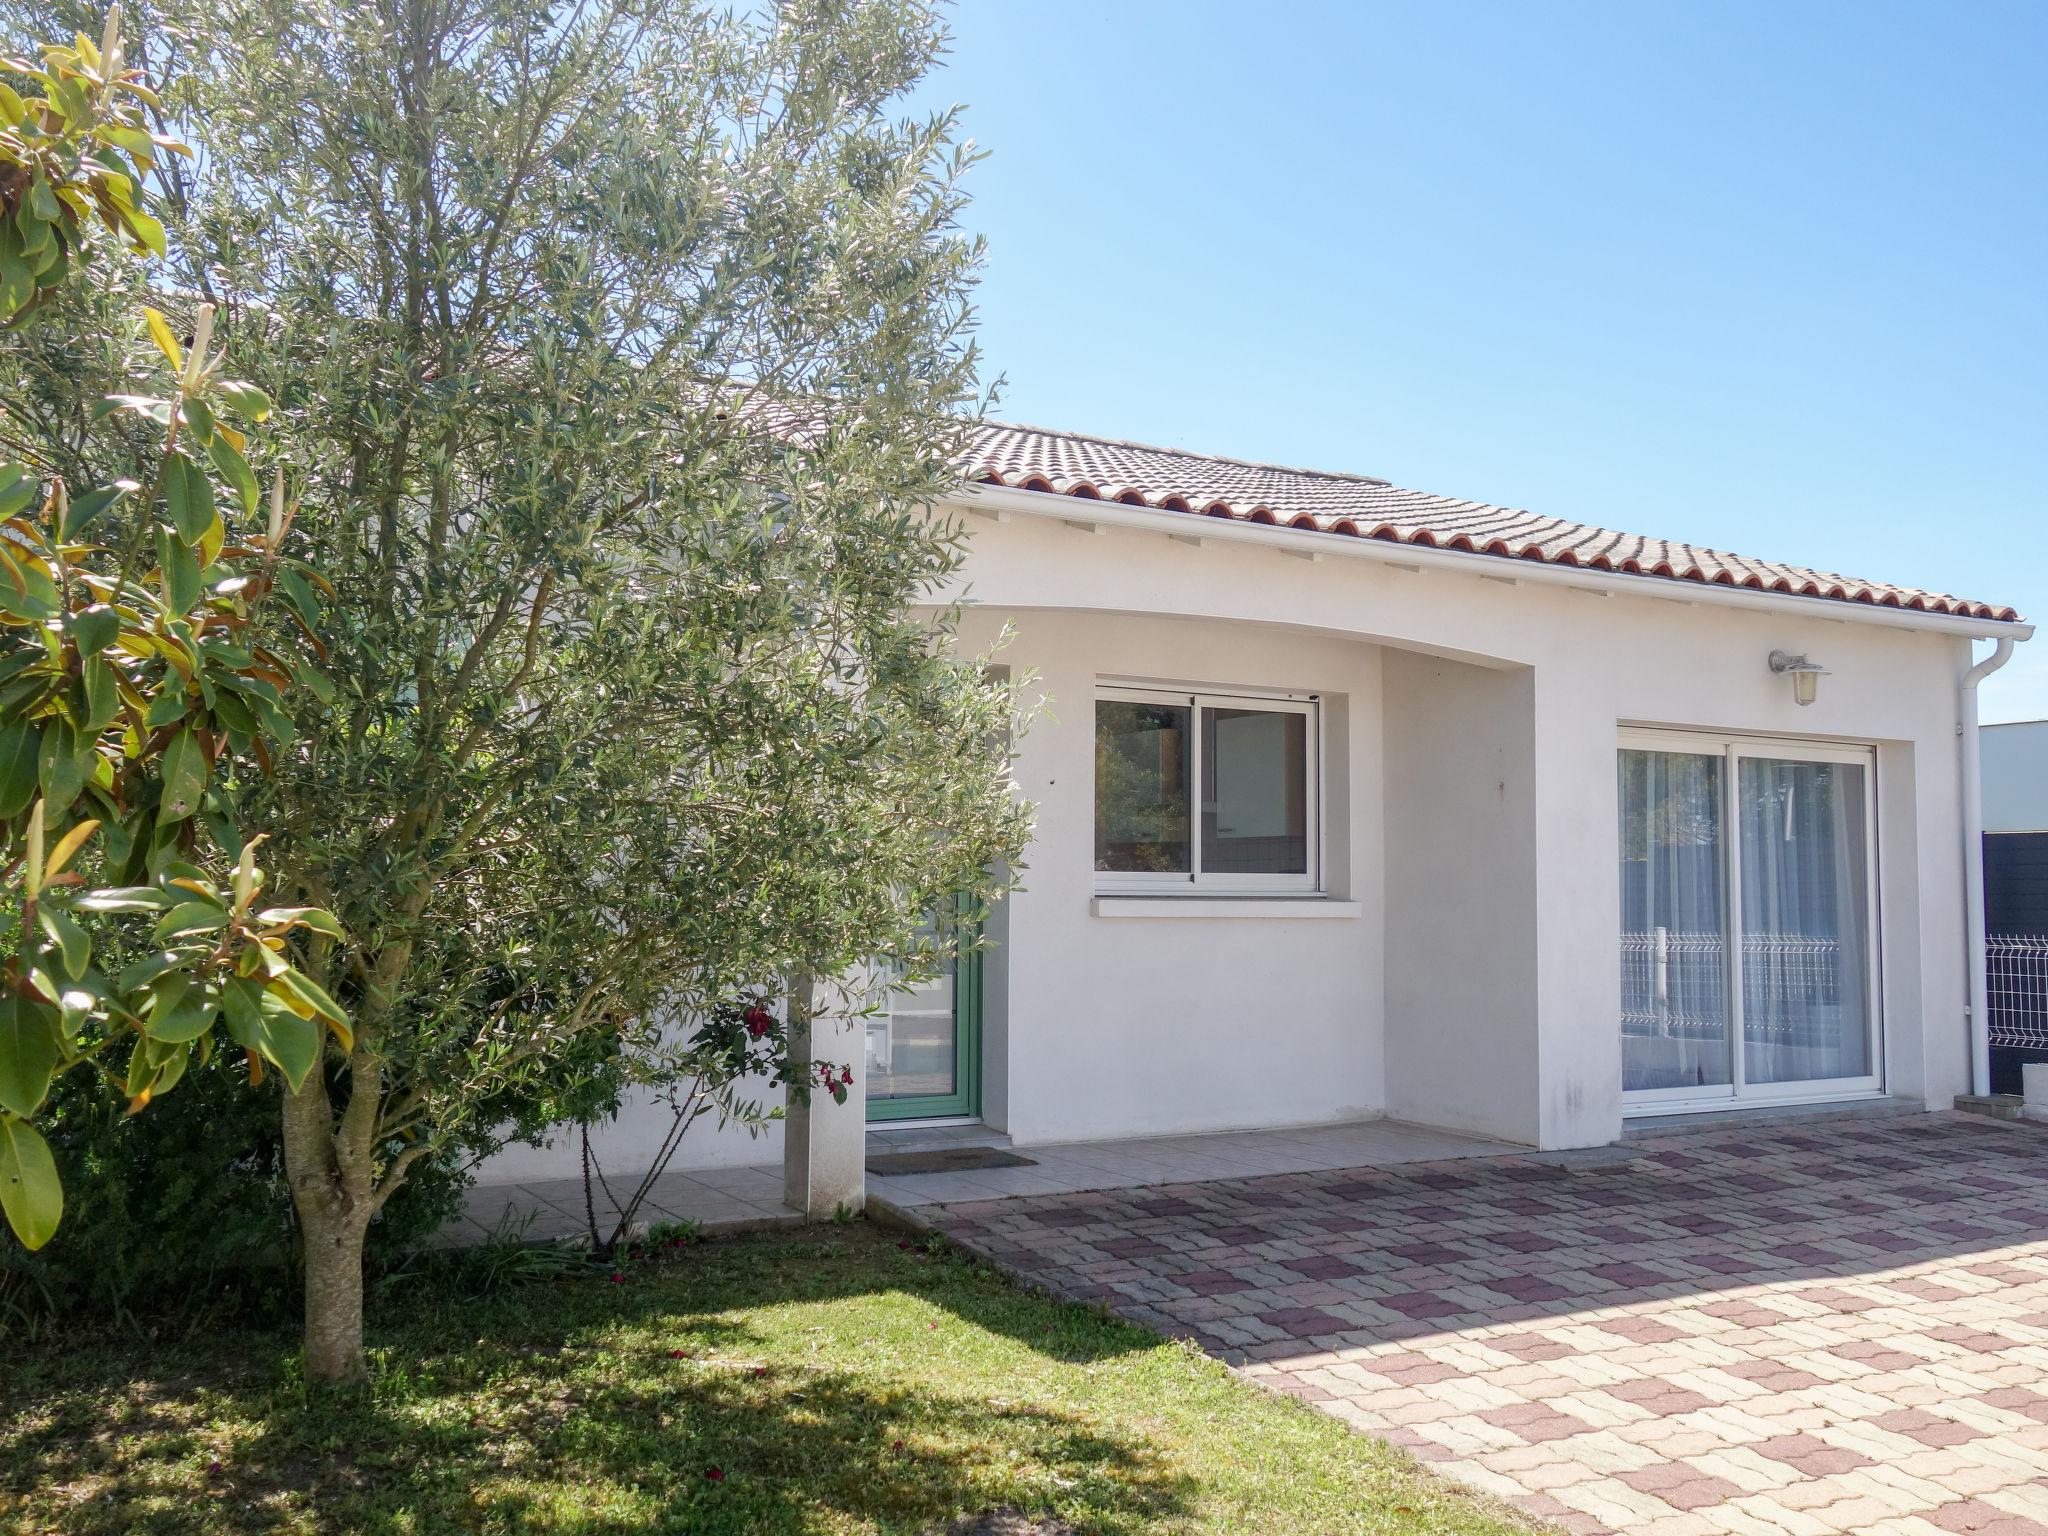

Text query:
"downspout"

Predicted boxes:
[[1961, 635, 2015, 1097]]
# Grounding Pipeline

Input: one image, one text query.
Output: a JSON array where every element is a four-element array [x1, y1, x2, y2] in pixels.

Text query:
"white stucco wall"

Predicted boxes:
[[478, 492, 2005, 1185], [1381, 652, 1539, 1144], [946, 499, 1986, 1151], [952, 606, 1386, 1144]]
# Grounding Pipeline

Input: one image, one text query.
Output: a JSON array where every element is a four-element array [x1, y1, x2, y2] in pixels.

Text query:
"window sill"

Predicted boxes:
[[1090, 897, 1361, 920]]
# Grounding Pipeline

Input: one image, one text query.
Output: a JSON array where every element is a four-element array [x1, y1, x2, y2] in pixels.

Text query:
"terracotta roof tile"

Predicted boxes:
[[966, 420, 2022, 623]]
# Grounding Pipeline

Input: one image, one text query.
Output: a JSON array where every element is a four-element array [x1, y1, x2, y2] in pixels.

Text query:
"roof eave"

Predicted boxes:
[[950, 483, 2034, 644]]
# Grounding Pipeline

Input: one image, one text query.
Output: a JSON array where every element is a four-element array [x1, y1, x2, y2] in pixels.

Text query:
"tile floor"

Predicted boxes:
[[452, 1160, 797, 1245], [867, 1118, 1524, 1207], [917, 1111, 2048, 1536]]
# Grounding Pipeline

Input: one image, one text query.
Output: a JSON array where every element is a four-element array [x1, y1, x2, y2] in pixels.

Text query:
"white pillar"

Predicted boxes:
[[782, 974, 868, 1218]]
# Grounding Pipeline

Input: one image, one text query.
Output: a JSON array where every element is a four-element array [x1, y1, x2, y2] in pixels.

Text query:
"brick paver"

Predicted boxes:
[[923, 1113, 2048, 1535]]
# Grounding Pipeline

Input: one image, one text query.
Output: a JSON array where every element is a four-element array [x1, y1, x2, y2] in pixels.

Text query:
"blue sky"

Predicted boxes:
[[915, 1, 2048, 719]]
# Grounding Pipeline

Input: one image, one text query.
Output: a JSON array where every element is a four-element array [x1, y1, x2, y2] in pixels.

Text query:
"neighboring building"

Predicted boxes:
[[481, 420, 2030, 1189], [1980, 721, 2048, 1092]]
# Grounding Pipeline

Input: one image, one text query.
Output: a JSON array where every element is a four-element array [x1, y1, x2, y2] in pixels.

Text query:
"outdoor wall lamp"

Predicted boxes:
[[1769, 649, 1827, 706]]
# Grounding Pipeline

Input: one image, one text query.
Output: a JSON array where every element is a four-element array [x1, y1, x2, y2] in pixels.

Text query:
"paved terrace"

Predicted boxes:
[[907, 1112, 2048, 1536]]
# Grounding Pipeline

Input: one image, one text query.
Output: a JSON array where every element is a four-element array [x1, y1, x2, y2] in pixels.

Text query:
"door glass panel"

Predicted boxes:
[[1095, 700, 1191, 873], [867, 948, 957, 1102], [1619, 748, 1731, 1092], [1201, 707, 1308, 874], [1737, 757, 1872, 1084]]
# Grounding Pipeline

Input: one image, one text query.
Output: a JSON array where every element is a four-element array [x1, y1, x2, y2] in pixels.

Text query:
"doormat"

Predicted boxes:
[[868, 1148, 1038, 1176]]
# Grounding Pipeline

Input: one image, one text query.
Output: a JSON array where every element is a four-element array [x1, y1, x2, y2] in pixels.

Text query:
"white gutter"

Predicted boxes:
[[955, 484, 2035, 645], [1961, 635, 2017, 1096]]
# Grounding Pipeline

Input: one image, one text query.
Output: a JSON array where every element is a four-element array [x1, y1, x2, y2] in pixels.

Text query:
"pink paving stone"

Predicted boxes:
[[1887, 1277, 1971, 1301], [1494, 1331, 1578, 1361], [1171, 1268, 1256, 1296], [1699, 1299, 1787, 1326], [1833, 1339, 1928, 1372], [1719, 1358, 1829, 1392], [1359, 1350, 1462, 1384], [1597, 1314, 1691, 1344], [920, 1114, 2048, 1536], [1872, 1408, 1991, 1447], [1476, 1401, 1596, 1443], [1797, 1286, 1884, 1313], [1747, 1433, 1875, 1476], [1378, 1290, 1466, 1319], [1603, 1378, 1718, 1415], [1978, 1386, 2048, 1422], [1590, 1261, 1678, 1289], [1929, 1325, 2018, 1353], [1615, 1461, 1748, 1511], [1928, 1499, 2048, 1534]]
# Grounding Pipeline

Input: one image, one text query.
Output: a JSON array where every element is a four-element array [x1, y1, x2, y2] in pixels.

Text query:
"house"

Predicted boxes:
[[477, 419, 2030, 1206], [1977, 720, 2048, 1092]]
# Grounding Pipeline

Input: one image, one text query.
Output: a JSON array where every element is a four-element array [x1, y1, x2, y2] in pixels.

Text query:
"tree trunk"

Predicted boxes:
[[281, 1071, 374, 1387], [299, 1203, 370, 1386]]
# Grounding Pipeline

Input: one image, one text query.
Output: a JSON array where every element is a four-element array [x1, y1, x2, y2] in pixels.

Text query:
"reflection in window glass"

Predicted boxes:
[[1201, 708, 1307, 874], [1617, 748, 1730, 1092], [1095, 700, 1191, 873], [1738, 758, 1871, 1085]]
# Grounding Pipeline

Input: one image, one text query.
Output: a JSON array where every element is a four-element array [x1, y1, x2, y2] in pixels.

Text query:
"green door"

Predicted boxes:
[[866, 902, 982, 1122]]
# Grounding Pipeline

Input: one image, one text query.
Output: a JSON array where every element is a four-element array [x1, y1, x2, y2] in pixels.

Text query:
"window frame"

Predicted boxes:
[[1095, 682, 1321, 897], [1617, 726, 1883, 1113]]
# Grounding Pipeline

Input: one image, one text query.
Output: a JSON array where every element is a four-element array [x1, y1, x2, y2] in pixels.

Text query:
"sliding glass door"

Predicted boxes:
[[1619, 732, 1879, 1110]]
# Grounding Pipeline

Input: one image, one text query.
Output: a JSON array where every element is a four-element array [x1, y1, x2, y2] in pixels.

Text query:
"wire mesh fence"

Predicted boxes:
[[1988, 934, 2048, 1051]]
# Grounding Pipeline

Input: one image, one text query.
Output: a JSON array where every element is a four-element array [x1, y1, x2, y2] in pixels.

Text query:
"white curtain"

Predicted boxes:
[[1618, 749, 1730, 1091], [1738, 758, 1872, 1084]]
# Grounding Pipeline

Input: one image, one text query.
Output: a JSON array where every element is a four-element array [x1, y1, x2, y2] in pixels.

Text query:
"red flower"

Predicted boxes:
[[609, 1271, 625, 1284], [705, 1466, 725, 1482], [669, 1348, 688, 1358], [744, 1004, 773, 1038]]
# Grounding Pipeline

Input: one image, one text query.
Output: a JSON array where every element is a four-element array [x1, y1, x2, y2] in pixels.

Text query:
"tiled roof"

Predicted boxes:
[[966, 420, 2022, 624]]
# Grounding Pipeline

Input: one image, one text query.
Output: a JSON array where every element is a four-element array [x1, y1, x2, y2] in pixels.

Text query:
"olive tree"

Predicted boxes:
[[138, 0, 1031, 1384]]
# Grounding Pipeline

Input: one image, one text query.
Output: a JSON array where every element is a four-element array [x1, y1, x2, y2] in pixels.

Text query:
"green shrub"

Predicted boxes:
[[0, 1074, 462, 1336]]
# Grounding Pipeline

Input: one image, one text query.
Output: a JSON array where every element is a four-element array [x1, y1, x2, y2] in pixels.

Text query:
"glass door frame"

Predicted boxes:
[[1619, 728, 1884, 1114], [867, 898, 983, 1123]]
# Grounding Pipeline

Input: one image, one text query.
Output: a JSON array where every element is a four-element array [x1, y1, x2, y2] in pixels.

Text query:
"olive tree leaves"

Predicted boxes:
[[0, 15, 343, 1250]]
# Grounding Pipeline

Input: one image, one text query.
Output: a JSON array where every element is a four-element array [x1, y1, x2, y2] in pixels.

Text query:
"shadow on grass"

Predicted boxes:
[[2, 1228, 1198, 1536]]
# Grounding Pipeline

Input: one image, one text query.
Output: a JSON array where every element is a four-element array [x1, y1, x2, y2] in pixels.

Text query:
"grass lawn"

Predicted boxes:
[[2, 1223, 1542, 1535]]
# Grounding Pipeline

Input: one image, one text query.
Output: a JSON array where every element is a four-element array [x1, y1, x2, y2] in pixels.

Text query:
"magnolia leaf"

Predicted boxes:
[[69, 602, 120, 657], [70, 886, 171, 913], [141, 305, 181, 370], [63, 482, 132, 540], [145, 687, 191, 729], [215, 380, 271, 421], [81, 653, 120, 731], [145, 990, 216, 1044], [257, 995, 320, 1089], [36, 907, 90, 980], [117, 949, 192, 991], [155, 523, 201, 614], [44, 817, 98, 881], [158, 724, 206, 822], [204, 431, 258, 517], [161, 451, 215, 545], [0, 1116, 60, 1250], [0, 720, 38, 817], [153, 899, 227, 942], [0, 474, 35, 522], [256, 906, 346, 940], [274, 966, 347, 1026], [0, 991, 59, 1118]]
